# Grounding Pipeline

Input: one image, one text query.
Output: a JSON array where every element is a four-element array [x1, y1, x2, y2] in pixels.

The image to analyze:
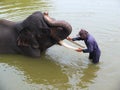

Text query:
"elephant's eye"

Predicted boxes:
[[57, 27, 63, 31]]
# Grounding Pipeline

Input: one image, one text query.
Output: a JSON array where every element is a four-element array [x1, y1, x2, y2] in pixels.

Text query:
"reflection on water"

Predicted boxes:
[[0, 54, 100, 89], [0, 0, 53, 20], [0, 63, 27, 90], [0, 54, 68, 89], [60, 62, 99, 89], [79, 64, 99, 88]]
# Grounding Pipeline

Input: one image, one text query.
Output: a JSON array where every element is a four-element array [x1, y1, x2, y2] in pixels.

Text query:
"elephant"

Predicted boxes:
[[0, 11, 74, 57]]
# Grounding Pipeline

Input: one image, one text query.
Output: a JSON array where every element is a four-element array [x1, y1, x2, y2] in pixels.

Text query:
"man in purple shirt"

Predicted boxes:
[[67, 29, 101, 64]]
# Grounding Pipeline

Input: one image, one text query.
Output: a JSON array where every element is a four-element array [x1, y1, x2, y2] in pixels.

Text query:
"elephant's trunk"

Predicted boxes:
[[43, 12, 72, 36]]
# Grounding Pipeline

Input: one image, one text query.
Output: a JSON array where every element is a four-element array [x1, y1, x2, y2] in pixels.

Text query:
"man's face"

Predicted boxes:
[[80, 33, 86, 39]]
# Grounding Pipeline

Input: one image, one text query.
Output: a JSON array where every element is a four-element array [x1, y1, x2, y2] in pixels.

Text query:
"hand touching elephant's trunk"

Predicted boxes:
[[43, 12, 72, 41]]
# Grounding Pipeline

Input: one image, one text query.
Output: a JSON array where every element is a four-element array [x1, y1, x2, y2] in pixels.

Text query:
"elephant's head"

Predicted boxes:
[[16, 11, 74, 52], [43, 12, 72, 42]]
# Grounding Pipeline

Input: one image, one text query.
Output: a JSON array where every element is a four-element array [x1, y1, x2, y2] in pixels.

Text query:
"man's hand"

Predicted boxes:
[[76, 48, 83, 52], [67, 37, 72, 40]]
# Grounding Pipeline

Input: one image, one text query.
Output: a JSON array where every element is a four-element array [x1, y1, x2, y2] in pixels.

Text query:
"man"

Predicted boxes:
[[67, 29, 101, 64]]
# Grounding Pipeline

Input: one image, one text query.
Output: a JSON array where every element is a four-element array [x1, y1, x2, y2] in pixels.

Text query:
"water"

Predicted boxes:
[[0, 0, 120, 90]]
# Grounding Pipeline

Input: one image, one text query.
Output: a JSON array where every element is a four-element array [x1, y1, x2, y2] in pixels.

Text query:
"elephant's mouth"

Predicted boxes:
[[58, 40, 78, 50]]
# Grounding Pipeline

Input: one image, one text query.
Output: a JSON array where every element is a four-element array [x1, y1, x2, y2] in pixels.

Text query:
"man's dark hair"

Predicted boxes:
[[79, 29, 88, 39]]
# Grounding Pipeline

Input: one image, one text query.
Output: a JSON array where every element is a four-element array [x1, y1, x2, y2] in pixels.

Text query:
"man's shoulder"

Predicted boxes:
[[87, 34, 96, 42]]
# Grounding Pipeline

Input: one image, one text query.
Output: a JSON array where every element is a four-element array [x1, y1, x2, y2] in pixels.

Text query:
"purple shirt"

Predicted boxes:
[[72, 34, 100, 53]]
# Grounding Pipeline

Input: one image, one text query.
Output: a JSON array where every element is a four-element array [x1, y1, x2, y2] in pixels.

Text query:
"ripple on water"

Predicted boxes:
[[0, 0, 53, 20]]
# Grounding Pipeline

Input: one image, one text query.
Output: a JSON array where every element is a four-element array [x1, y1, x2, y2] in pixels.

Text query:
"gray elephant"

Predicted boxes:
[[0, 11, 73, 57]]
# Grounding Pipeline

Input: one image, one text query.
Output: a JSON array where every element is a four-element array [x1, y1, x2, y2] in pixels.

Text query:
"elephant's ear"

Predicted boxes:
[[17, 30, 39, 49]]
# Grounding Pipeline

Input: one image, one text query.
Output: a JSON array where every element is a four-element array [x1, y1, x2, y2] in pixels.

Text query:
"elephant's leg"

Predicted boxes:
[[20, 47, 40, 57]]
